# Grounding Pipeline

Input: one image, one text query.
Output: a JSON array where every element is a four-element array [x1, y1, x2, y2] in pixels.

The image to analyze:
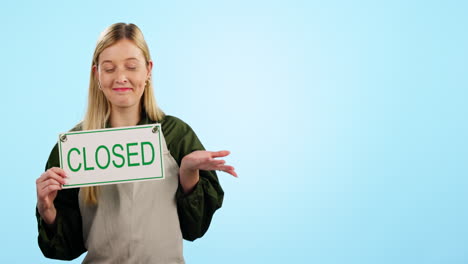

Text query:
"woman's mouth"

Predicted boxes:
[[113, 87, 132, 92]]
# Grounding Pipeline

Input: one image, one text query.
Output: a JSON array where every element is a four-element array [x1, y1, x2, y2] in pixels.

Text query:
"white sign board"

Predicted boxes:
[[58, 124, 164, 188]]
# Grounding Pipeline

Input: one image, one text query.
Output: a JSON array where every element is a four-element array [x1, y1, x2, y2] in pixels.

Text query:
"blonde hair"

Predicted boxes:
[[82, 23, 164, 205]]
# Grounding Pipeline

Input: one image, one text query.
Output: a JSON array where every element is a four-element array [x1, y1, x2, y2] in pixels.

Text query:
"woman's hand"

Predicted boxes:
[[36, 167, 67, 225], [179, 150, 237, 193]]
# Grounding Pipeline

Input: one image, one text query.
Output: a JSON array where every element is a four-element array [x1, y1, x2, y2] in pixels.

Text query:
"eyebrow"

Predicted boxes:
[[100, 58, 140, 64]]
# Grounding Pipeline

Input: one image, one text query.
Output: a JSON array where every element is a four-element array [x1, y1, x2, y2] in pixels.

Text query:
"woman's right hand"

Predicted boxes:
[[36, 167, 67, 225]]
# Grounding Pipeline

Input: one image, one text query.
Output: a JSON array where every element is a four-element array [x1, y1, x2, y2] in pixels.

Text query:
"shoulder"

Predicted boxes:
[[161, 115, 193, 137], [45, 122, 83, 169], [69, 122, 83, 132], [160, 115, 205, 163], [161, 115, 189, 127]]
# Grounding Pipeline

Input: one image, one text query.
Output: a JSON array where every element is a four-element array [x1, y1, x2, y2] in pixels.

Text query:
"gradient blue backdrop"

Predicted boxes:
[[1, 0, 467, 263]]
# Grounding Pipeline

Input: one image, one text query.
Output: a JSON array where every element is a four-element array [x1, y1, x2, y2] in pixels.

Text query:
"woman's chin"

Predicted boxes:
[[110, 101, 139, 110]]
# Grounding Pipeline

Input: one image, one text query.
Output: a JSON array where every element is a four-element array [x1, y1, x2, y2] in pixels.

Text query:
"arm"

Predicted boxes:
[[176, 169, 224, 241], [36, 144, 86, 260], [162, 116, 235, 241]]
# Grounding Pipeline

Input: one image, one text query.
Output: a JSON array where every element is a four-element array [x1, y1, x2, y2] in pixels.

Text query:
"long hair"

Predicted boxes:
[[81, 23, 164, 205]]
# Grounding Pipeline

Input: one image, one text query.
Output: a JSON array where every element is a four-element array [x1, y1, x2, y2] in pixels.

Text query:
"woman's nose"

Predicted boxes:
[[115, 70, 128, 84]]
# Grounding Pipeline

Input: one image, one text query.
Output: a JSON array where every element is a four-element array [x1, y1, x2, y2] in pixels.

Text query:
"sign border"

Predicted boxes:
[[58, 124, 164, 188]]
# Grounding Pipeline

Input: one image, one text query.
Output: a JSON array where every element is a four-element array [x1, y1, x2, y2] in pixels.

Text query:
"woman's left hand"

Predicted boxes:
[[179, 150, 237, 193]]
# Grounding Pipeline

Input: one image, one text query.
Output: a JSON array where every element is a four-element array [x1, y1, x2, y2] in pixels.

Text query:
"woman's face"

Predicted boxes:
[[94, 39, 152, 111]]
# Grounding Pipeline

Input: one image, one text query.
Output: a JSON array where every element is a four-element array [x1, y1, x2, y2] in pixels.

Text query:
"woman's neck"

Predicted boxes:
[[109, 105, 141, 128]]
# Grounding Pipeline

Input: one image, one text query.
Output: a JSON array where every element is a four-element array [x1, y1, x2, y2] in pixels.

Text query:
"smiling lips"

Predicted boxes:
[[113, 87, 132, 92]]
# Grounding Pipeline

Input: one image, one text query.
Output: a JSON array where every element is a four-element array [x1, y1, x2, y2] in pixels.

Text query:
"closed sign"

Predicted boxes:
[[58, 124, 164, 188]]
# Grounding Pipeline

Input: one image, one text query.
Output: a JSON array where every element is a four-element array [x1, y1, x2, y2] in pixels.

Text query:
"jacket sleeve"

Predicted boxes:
[[163, 116, 225, 241], [176, 170, 224, 241], [36, 144, 86, 260]]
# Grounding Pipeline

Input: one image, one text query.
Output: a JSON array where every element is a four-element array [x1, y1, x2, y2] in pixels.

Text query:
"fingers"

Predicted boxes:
[[209, 159, 226, 165], [206, 151, 237, 177], [38, 178, 63, 192], [49, 167, 67, 178], [39, 184, 62, 197], [36, 167, 67, 203], [182, 150, 237, 177], [210, 150, 230, 158], [37, 167, 67, 185], [215, 165, 235, 172], [37, 177, 62, 198], [215, 165, 238, 178], [222, 169, 238, 177]]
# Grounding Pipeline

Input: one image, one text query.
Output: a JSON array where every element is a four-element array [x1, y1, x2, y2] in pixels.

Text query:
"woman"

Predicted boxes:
[[35, 23, 236, 263]]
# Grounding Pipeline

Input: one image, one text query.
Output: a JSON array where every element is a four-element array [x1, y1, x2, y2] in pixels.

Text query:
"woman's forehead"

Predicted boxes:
[[99, 39, 144, 63]]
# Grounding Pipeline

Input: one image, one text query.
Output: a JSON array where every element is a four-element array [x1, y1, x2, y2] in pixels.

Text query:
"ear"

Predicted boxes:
[[92, 65, 99, 78], [146, 60, 153, 79]]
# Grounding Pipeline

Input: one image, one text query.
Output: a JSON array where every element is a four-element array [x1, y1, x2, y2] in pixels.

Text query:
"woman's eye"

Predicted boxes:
[[104, 69, 115, 73], [127, 66, 137, 70]]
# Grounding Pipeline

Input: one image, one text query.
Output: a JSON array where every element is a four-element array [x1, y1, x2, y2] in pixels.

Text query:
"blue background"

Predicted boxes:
[[1, 0, 467, 263]]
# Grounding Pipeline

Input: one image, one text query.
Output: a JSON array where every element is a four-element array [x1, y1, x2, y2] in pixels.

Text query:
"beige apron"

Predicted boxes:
[[78, 130, 184, 264]]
